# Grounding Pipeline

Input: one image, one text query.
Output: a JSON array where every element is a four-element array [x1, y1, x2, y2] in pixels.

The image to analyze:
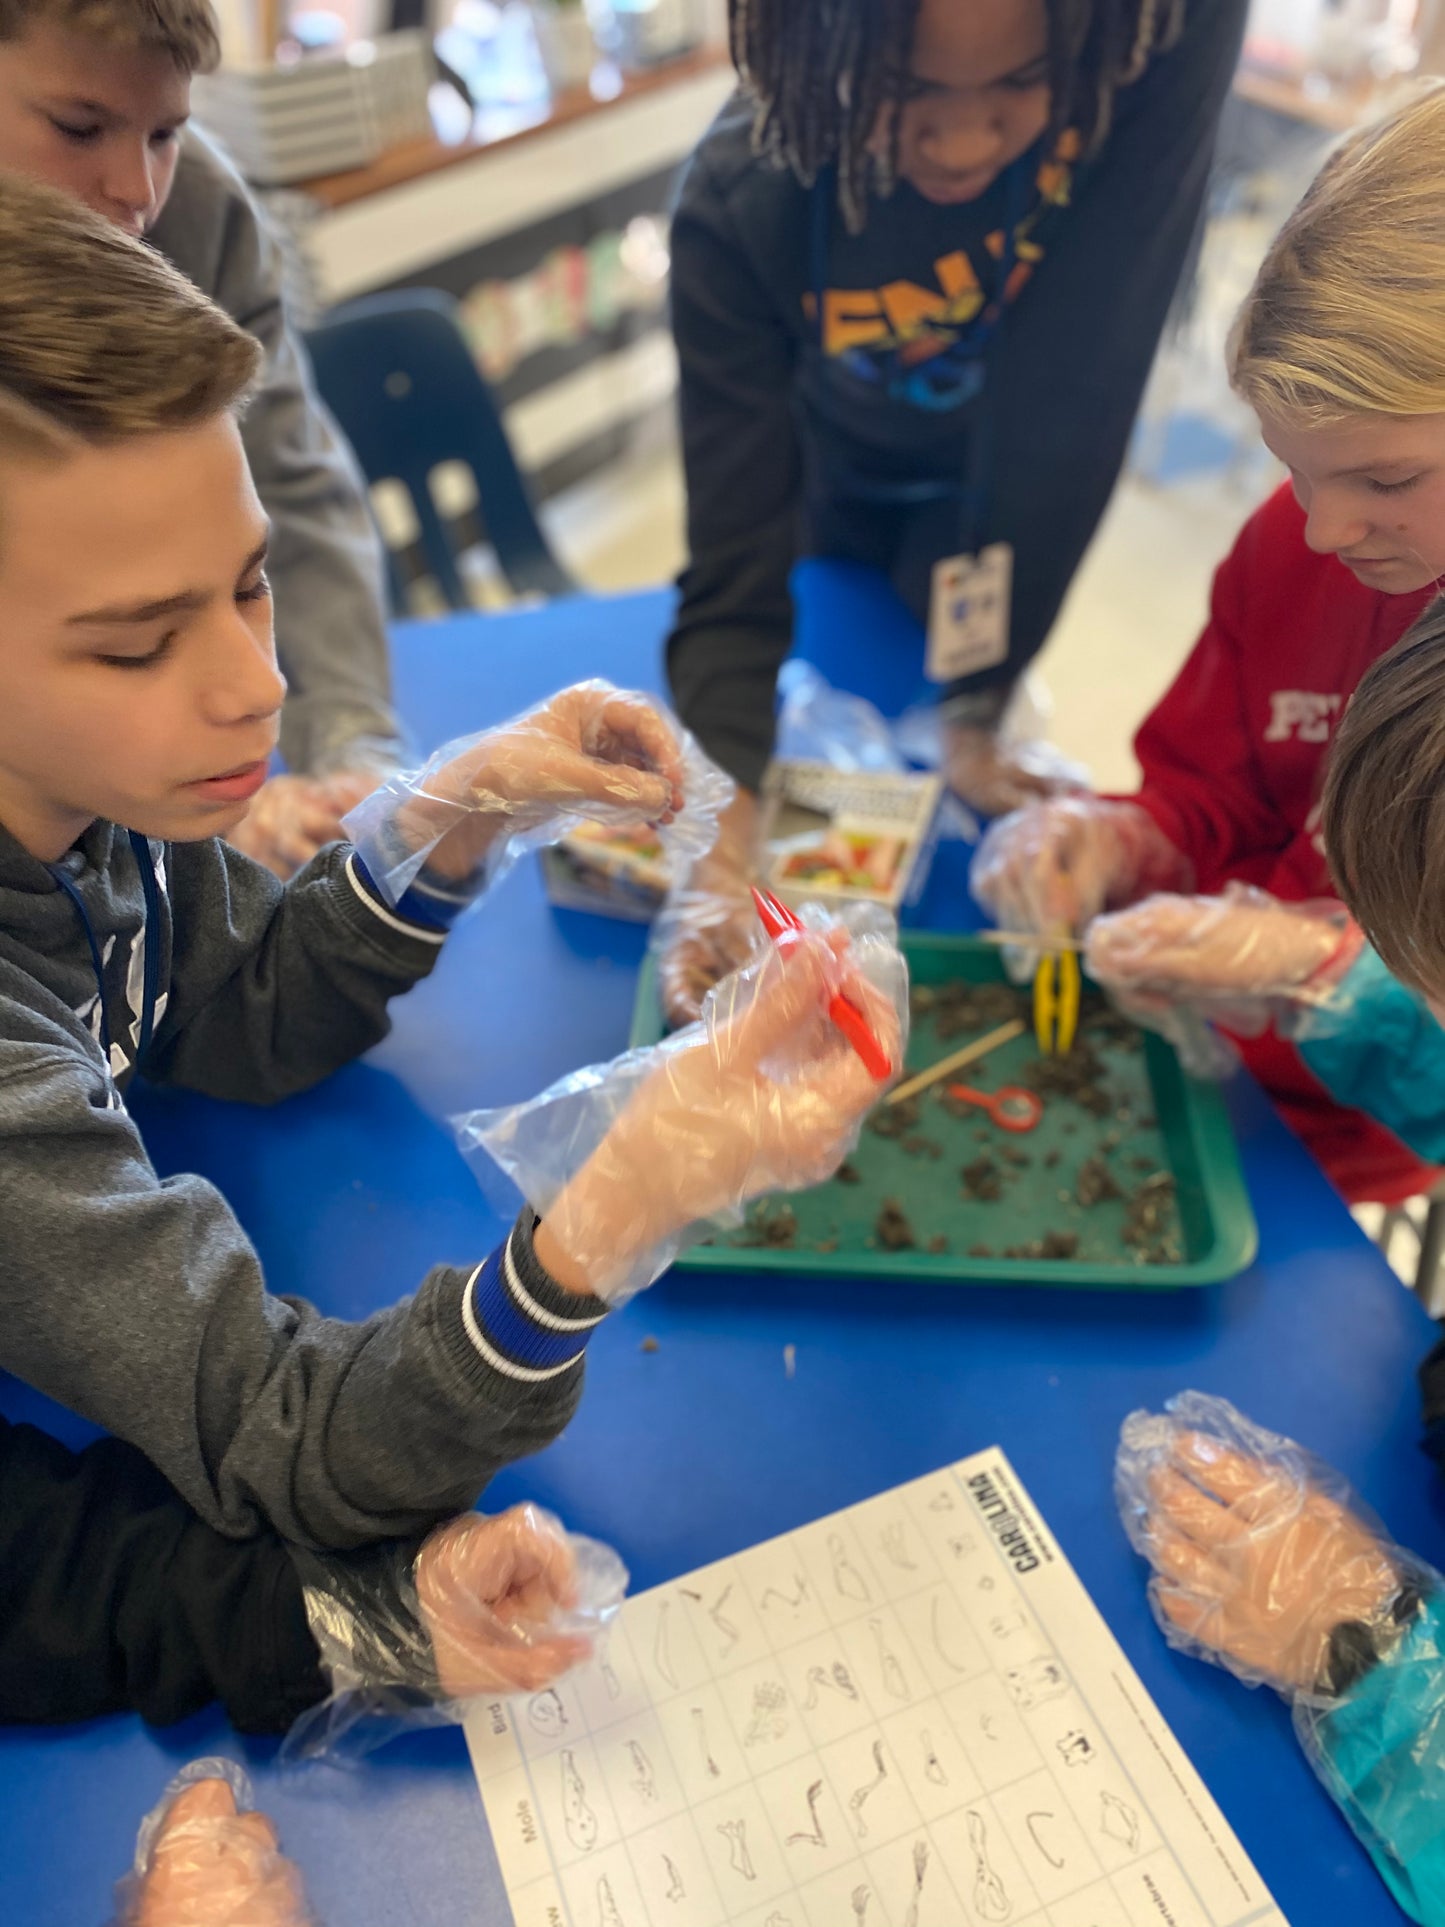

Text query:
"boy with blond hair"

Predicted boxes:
[[0, 0, 400, 876]]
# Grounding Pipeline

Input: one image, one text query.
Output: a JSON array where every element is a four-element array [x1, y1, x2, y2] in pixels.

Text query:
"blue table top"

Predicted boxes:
[[1, 575, 1437, 1926]]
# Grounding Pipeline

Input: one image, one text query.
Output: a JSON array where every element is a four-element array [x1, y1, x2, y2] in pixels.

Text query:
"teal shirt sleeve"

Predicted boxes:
[[1298, 946, 1445, 1162], [1306, 1598, 1445, 1925]]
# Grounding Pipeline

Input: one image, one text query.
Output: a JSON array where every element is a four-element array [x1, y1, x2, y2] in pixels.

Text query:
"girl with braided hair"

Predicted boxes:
[[660, 0, 1247, 1024]]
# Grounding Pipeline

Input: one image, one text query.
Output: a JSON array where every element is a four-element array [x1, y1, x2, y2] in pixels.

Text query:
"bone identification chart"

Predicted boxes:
[[464, 1449, 1290, 1927]]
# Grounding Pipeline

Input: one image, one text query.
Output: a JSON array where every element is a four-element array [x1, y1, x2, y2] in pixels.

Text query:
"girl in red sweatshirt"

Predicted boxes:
[[976, 84, 1445, 1206]]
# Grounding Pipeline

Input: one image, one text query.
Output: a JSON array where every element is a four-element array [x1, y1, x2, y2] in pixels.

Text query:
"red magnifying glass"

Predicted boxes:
[[946, 1081, 1044, 1134]]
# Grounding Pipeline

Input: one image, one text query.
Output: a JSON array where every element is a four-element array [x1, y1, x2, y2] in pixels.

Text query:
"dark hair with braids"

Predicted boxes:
[[730, 0, 1185, 230]]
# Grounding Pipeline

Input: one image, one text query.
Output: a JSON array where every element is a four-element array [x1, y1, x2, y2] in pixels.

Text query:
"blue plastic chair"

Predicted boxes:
[[305, 288, 578, 612]]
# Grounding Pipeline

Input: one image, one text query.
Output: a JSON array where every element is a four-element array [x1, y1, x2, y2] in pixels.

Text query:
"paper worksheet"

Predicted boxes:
[[464, 1449, 1291, 1927]]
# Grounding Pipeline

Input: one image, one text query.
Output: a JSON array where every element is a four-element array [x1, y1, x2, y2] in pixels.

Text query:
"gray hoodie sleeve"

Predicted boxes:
[[0, 842, 608, 1548], [0, 997, 602, 1548], [146, 839, 444, 1105], [152, 130, 401, 775]]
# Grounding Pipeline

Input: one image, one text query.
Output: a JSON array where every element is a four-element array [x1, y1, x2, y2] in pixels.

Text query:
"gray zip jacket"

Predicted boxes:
[[151, 128, 400, 776], [0, 824, 607, 1549]]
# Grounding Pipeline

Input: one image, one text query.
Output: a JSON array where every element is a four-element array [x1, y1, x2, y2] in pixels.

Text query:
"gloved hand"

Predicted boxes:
[[1086, 888, 1359, 1003], [286, 1503, 626, 1760], [416, 1506, 605, 1699], [973, 796, 1191, 937], [1083, 888, 1361, 1078], [117, 1764, 311, 1926], [1120, 1395, 1445, 1927], [228, 769, 384, 880], [460, 910, 908, 1302], [655, 790, 762, 1027], [942, 722, 1087, 820], [345, 682, 729, 908], [1118, 1394, 1405, 1697]]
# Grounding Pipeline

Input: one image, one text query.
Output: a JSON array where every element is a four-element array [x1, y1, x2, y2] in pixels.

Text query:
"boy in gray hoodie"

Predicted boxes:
[[0, 0, 400, 878], [0, 169, 895, 1598]]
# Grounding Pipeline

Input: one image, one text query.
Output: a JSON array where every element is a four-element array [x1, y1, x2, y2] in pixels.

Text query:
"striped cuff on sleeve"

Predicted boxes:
[[346, 853, 449, 944], [392, 869, 482, 932], [460, 1215, 609, 1382], [347, 848, 487, 934]]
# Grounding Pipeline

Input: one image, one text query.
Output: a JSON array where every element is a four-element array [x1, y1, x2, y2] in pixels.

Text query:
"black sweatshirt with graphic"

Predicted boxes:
[[666, 0, 1248, 792]]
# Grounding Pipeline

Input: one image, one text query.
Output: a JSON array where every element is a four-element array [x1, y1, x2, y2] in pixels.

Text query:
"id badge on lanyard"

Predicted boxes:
[[926, 542, 1012, 680]]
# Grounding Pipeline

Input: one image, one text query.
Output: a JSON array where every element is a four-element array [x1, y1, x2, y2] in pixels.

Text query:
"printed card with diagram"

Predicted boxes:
[[464, 1448, 1290, 1927]]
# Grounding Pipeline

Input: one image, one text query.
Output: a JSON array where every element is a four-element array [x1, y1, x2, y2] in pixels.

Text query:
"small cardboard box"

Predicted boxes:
[[540, 761, 943, 923], [539, 820, 671, 923], [760, 761, 943, 912]]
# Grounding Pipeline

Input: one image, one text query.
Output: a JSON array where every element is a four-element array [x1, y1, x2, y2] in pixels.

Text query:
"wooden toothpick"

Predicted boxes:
[[884, 1018, 1026, 1107], [977, 930, 1086, 953]]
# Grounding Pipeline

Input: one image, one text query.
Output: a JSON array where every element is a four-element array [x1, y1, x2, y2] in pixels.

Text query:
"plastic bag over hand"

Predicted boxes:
[[652, 791, 763, 1033], [1117, 1393, 1445, 1925], [973, 796, 1191, 939], [343, 680, 733, 907], [283, 1503, 627, 1762], [457, 908, 908, 1303], [655, 664, 908, 1033], [776, 659, 911, 773], [941, 722, 1089, 821], [1084, 885, 1362, 1077], [229, 773, 377, 881], [113, 1760, 313, 1927], [1117, 1391, 1420, 1699], [776, 661, 975, 846]]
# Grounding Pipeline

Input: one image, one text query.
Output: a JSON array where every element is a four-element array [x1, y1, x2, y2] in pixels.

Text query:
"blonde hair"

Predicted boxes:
[[1230, 82, 1445, 426], [0, 171, 258, 459], [0, 0, 220, 70]]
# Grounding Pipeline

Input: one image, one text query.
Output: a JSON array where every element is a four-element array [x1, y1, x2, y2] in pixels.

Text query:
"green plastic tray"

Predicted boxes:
[[629, 934, 1258, 1288]]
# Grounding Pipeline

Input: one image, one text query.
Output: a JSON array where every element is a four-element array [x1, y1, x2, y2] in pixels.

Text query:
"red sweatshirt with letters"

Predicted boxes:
[[1124, 482, 1435, 1203]]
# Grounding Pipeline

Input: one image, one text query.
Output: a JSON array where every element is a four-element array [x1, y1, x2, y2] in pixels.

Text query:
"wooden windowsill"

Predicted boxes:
[[300, 41, 731, 210]]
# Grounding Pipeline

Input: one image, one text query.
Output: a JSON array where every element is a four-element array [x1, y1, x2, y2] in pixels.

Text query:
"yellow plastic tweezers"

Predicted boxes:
[[1033, 946, 1081, 1055]]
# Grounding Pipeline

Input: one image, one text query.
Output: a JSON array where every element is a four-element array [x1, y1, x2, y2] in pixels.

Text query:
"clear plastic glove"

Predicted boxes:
[[344, 682, 731, 905], [776, 660, 909, 774], [284, 1503, 626, 1761], [1122, 1394, 1445, 1927], [1087, 888, 1359, 1004], [942, 722, 1088, 819], [227, 770, 384, 880], [1084, 886, 1362, 1075], [458, 910, 907, 1302], [115, 1762, 311, 1927], [1117, 1393, 1411, 1697], [973, 796, 1191, 937], [655, 789, 763, 1028]]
